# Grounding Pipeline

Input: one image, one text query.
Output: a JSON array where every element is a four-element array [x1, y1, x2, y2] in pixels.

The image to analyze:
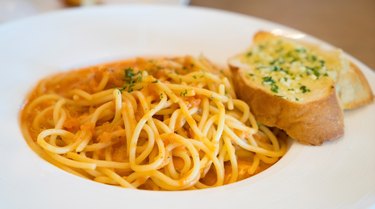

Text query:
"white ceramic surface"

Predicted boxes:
[[0, 5, 374, 209], [0, 0, 189, 23]]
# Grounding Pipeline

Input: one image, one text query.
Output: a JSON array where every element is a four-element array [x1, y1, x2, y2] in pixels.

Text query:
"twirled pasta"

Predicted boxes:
[[20, 56, 287, 190]]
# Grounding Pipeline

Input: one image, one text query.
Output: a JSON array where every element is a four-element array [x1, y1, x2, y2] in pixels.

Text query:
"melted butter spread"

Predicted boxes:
[[240, 38, 342, 102]]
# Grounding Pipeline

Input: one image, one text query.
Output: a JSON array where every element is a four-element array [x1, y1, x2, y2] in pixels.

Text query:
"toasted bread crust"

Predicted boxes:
[[231, 66, 344, 145], [338, 62, 374, 109], [228, 31, 374, 145]]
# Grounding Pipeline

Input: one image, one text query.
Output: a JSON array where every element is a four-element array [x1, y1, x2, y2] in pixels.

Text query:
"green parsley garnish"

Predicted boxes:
[[262, 76, 278, 93], [272, 66, 281, 71], [270, 84, 279, 93], [300, 85, 310, 93], [180, 89, 188, 96], [306, 66, 320, 78], [119, 67, 142, 92], [262, 76, 275, 84], [295, 47, 306, 53], [309, 55, 317, 62]]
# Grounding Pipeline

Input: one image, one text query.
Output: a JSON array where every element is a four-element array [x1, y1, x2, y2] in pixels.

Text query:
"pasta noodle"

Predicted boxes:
[[20, 56, 287, 190]]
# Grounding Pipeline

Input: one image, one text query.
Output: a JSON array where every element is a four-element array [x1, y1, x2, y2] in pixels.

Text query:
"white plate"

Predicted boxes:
[[0, 0, 190, 23], [0, 5, 374, 209]]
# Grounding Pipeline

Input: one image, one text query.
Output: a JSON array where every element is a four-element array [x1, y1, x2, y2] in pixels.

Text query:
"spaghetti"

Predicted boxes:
[[20, 56, 287, 190]]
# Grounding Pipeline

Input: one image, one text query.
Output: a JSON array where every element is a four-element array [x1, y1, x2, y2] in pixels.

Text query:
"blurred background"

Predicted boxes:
[[191, 0, 375, 70], [1, 0, 374, 70]]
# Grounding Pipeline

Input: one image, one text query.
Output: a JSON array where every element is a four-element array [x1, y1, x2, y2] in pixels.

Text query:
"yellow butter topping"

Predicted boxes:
[[240, 38, 342, 101]]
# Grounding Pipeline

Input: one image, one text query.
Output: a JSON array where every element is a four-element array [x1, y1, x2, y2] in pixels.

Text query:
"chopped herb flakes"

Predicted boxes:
[[242, 39, 337, 101], [258, 44, 265, 50], [120, 68, 142, 92], [295, 47, 306, 53], [262, 76, 275, 84], [300, 85, 310, 93], [270, 84, 279, 93], [262, 76, 279, 93], [306, 66, 320, 78], [272, 66, 281, 71], [180, 89, 188, 96], [308, 55, 317, 62]]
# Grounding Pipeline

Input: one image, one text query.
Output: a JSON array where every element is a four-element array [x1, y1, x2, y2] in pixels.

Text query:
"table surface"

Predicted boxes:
[[191, 0, 375, 71]]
